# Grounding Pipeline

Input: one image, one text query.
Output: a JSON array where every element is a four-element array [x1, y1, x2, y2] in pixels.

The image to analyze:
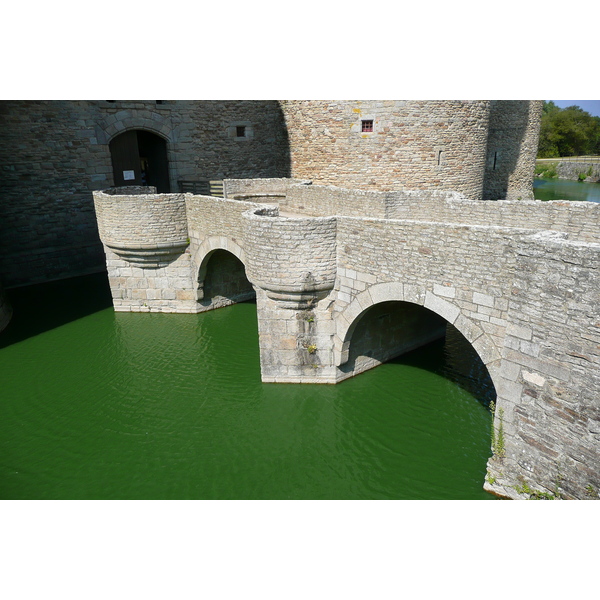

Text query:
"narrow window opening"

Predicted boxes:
[[361, 120, 373, 133], [236, 126, 246, 138], [493, 152, 498, 170], [437, 150, 443, 165]]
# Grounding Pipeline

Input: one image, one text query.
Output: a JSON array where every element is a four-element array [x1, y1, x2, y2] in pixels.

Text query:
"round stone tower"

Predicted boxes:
[[279, 100, 542, 201], [483, 100, 544, 200]]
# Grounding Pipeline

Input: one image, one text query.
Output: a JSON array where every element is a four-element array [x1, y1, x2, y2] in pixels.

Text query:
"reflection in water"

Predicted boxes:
[[0, 274, 495, 500]]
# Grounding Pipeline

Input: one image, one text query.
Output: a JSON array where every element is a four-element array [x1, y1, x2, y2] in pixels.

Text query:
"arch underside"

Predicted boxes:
[[334, 282, 502, 391], [193, 237, 255, 311]]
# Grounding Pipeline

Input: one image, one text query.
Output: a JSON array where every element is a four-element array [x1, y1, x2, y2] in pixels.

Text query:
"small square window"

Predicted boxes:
[[236, 126, 246, 137], [361, 120, 373, 133]]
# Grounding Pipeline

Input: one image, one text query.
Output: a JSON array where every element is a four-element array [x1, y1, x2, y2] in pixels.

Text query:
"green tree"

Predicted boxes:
[[537, 101, 600, 158]]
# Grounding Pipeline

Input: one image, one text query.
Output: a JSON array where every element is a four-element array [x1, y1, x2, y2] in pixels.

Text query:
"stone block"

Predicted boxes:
[[473, 291, 494, 308], [424, 291, 460, 324], [433, 283, 456, 298], [506, 323, 533, 341]]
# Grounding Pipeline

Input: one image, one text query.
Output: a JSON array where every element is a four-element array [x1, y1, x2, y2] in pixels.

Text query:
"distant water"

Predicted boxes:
[[0, 274, 496, 500], [534, 177, 600, 203]]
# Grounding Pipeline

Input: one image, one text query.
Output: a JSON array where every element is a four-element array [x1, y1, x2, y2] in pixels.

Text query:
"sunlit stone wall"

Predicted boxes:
[[280, 100, 492, 199], [485, 232, 600, 500], [557, 161, 600, 183]]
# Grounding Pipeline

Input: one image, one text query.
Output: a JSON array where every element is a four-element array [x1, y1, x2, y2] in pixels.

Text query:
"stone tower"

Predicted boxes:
[[279, 100, 543, 201]]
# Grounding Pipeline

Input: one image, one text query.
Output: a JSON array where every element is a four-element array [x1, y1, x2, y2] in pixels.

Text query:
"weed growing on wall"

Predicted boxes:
[[490, 401, 505, 458]]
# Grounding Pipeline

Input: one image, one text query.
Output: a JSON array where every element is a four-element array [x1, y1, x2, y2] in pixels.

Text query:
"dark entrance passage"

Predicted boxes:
[[109, 130, 170, 192]]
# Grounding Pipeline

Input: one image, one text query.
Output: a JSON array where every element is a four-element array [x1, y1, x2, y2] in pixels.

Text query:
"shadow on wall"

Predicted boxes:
[[272, 101, 292, 178], [482, 101, 532, 200]]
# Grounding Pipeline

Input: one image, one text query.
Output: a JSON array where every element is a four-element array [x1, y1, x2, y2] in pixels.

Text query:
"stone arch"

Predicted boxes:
[[99, 110, 176, 191], [334, 281, 502, 387], [192, 236, 251, 303], [108, 128, 171, 192], [103, 113, 173, 143]]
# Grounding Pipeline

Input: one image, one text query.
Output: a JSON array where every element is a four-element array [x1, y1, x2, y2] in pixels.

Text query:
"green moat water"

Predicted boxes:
[[534, 177, 600, 203], [0, 274, 496, 500]]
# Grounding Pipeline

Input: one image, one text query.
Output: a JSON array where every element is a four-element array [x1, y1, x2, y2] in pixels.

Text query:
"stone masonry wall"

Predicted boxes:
[[0, 100, 542, 289], [386, 196, 600, 243], [557, 161, 600, 183], [102, 247, 197, 313], [281, 184, 393, 218], [242, 207, 337, 303], [184, 194, 266, 312], [0, 101, 289, 288], [185, 195, 263, 257], [0, 101, 109, 286], [273, 182, 600, 242], [486, 233, 600, 499], [93, 188, 196, 313], [279, 100, 492, 199], [331, 217, 599, 498], [223, 178, 310, 203], [94, 189, 188, 248], [332, 217, 533, 372]]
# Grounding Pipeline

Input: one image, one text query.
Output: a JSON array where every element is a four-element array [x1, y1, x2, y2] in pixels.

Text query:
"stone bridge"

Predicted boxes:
[[93, 178, 600, 499]]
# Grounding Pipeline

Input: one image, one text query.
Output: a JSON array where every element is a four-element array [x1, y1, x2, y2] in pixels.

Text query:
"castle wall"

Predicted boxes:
[[0, 100, 289, 288], [185, 194, 265, 313], [279, 100, 492, 199], [93, 187, 196, 312], [330, 217, 599, 499], [280, 184, 395, 218], [1, 100, 542, 289], [242, 207, 337, 305], [0, 101, 110, 287], [223, 178, 309, 203], [385, 195, 600, 243]]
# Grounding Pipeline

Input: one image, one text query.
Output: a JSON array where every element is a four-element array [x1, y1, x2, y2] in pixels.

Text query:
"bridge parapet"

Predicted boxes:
[[386, 194, 600, 243], [223, 178, 311, 203], [93, 188, 189, 266]]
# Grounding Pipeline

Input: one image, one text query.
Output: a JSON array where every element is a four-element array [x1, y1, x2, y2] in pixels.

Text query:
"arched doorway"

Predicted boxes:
[[109, 130, 170, 192]]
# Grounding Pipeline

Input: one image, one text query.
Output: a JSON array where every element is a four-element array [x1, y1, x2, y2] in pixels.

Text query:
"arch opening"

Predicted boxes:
[[109, 129, 170, 192], [340, 301, 446, 377], [340, 300, 497, 407], [198, 249, 255, 310]]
